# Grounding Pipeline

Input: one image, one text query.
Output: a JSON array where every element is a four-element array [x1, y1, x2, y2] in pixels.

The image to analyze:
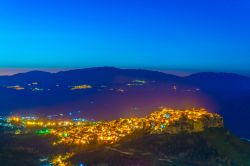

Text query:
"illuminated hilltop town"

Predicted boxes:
[[7, 108, 223, 146]]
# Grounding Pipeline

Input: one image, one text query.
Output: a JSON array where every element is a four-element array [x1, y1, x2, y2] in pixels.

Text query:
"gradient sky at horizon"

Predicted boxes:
[[0, 0, 250, 75]]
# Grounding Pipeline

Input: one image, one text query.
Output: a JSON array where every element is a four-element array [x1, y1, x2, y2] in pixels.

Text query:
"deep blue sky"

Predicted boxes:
[[0, 0, 250, 75]]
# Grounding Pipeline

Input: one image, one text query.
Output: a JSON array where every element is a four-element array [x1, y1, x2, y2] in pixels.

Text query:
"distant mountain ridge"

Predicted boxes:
[[1, 67, 250, 87], [0, 67, 182, 85]]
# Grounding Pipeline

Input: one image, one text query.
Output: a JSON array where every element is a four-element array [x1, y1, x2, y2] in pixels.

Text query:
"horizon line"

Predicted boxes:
[[0, 66, 249, 77]]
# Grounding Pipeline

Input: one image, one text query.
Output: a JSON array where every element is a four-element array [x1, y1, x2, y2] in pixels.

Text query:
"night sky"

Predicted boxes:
[[0, 0, 250, 75]]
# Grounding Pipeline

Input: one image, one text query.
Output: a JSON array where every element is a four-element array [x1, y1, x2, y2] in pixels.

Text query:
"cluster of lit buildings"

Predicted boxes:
[[6, 85, 25, 90], [70, 85, 92, 90], [50, 108, 223, 146], [6, 108, 223, 146]]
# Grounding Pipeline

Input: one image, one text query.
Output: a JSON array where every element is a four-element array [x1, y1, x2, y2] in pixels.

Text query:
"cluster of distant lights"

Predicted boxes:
[[5, 83, 126, 93], [4, 81, 93, 92], [3, 79, 148, 91]]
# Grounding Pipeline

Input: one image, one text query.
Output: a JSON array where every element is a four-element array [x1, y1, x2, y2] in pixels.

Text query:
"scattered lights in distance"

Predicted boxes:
[[127, 80, 147, 86]]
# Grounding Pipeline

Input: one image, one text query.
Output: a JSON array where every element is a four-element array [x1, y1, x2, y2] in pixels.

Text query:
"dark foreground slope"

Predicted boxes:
[[0, 127, 250, 166], [69, 128, 250, 166]]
